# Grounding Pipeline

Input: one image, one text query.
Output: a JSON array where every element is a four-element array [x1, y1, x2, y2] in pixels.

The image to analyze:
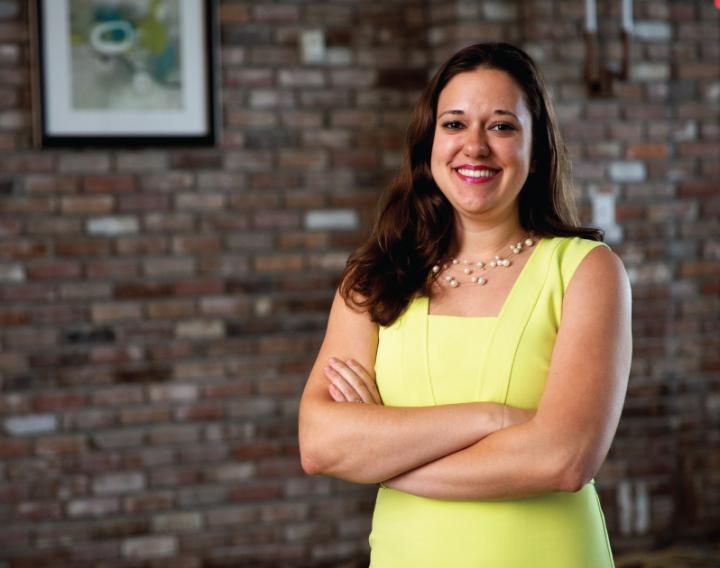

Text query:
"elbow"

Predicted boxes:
[[299, 439, 378, 484], [298, 434, 327, 476], [300, 451, 321, 476], [553, 458, 596, 493]]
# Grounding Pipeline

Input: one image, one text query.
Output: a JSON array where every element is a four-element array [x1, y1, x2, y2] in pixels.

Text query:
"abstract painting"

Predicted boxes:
[[33, 0, 216, 146]]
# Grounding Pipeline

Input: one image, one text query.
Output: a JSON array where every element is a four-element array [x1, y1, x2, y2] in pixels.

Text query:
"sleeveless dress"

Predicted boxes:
[[369, 237, 615, 568]]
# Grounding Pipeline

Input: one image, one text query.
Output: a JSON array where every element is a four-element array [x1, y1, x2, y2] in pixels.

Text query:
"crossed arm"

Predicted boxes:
[[298, 247, 632, 499]]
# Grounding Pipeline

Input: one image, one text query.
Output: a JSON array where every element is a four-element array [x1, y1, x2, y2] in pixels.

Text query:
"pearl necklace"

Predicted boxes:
[[431, 236, 536, 287]]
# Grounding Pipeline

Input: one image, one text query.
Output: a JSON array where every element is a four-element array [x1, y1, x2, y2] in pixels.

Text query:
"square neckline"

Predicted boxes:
[[424, 237, 546, 320]]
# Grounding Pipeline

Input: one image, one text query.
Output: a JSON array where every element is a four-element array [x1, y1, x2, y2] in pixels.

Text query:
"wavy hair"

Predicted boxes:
[[340, 42, 603, 326]]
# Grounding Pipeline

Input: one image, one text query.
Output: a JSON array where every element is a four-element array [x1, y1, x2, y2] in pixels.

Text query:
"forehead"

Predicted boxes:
[[436, 68, 530, 118]]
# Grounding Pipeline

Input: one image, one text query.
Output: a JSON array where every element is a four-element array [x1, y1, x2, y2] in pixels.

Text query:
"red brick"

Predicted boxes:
[[26, 260, 82, 280], [172, 235, 222, 254], [173, 278, 225, 296], [117, 194, 170, 212], [0, 195, 57, 215], [25, 175, 80, 194], [219, 4, 250, 22], [0, 239, 49, 260], [0, 439, 31, 459], [83, 175, 137, 193], [25, 217, 83, 235], [56, 239, 112, 257], [678, 142, 720, 158], [115, 236, 170, 255], [86, 259, 139, 279], [61, 195, 114, 214], [627, 144, 670, 159]]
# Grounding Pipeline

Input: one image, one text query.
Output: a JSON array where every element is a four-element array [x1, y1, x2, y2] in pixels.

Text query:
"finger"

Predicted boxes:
[[328, 383, 347, 402], [328, 359, 374, 404], [324, 365, 364, 403], [347, 359, 383, 404]]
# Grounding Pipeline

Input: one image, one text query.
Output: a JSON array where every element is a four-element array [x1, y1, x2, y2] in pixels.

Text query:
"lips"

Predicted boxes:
[[453, 164, 501, 184]]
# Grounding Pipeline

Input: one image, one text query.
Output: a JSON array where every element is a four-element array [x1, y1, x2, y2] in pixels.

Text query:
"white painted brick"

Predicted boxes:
[[706, 393, 720, 413], [706, 82, 720, 103], [4, 414, 57, 436], [673, 121, 697, 142], [0, 263, 25, 282], [176, 319, 225, 339], [67, 497, 120, 518], [457, 1, 480, 18], [151, 512, 203, 533], [626, 264, 672, 285], [93, 471, 145, 495], [254, 296, 273, 317], [617, 480, 633, 535], [207, 463, 255, 482], [148, 384, 198, 402], [635, 481, 650, 534], [326, 47, 352, 66], [590, 190, 624, 244], [632, 63, 670, 81], [305, 209, 358, 230], [308, 252, 350, 270], [122, 535, 177, 559], [609, 161, 647, 182], [634, 21, 672, 41], [87, 216, 139, 236], [482, 1, 518, 21]]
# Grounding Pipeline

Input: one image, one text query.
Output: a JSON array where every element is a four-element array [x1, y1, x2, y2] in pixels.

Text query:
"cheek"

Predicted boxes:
[[431, 134, 456, 164]]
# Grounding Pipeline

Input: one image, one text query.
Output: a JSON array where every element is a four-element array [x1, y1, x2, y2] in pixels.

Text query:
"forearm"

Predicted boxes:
[[299, 399, 505, 484], [385, 419, 578, 499]]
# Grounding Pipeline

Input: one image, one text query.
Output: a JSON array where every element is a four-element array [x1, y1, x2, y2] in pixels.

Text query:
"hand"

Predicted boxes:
[[323, 357, 383, 405]]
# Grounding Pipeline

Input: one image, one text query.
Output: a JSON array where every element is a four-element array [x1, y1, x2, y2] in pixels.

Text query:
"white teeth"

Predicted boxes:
[[457, 168, 498, 178]]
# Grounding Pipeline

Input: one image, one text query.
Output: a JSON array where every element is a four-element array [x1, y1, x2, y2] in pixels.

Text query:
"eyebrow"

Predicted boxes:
[[437, 109, 520, 121]]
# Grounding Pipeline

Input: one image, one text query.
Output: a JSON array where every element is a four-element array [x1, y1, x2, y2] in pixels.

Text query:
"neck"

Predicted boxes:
[[451, 214, 525, 260]]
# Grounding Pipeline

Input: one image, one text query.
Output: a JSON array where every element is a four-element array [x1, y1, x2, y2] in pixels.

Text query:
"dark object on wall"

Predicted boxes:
[[30, 0, 218, 147]]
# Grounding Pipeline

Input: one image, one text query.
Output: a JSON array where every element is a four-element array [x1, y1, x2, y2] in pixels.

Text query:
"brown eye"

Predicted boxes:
[[490, 123, 515, 132]]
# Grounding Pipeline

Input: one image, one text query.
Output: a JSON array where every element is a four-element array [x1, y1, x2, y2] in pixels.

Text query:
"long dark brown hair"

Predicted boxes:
[[340, 42, 603, 326]]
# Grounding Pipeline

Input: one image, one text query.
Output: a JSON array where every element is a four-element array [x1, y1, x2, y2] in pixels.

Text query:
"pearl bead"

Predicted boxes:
[[463, 259, 469, 265], [476, 261, 484, 268], [432, 265, 440, 273], [452, 259, 459, 265], [503, 259, 511, 267], [444, 275, 452, 282], [470, 276, 478, 283], [463, 267, 471, 274], [489, 261, 496, 268], [525, 238, 534, 247], [450, 279, 459, 288], [478, 277, 487, 285]]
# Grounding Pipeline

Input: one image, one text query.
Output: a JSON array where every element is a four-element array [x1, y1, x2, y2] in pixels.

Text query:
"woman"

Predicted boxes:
[[299, 42, 631, 567]]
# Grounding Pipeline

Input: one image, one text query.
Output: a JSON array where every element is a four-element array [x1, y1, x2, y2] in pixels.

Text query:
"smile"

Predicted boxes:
[[454, 167, 500, 184]]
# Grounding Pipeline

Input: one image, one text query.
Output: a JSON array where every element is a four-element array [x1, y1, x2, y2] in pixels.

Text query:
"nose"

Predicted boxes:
[[463, 126, 490, 158]]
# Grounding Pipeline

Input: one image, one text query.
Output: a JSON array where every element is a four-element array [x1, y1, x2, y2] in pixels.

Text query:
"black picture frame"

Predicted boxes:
[[31, 0, 218, 147]]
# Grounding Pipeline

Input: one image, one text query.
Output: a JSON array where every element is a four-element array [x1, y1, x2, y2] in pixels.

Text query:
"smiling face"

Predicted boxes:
[[430, 67, 534, 228]]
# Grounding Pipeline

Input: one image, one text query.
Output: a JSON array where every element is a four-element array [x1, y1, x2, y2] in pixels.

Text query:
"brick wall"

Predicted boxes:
[[0, 0, 718, 566]]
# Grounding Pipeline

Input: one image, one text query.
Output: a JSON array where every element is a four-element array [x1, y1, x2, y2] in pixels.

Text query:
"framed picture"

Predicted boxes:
[[31, 0, 218, 147]]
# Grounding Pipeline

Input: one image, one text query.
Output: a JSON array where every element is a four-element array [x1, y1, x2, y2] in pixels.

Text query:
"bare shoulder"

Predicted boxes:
[[327, 286, 378, 340], [566, 245, 630, 306], [322, 280, 379, 366]]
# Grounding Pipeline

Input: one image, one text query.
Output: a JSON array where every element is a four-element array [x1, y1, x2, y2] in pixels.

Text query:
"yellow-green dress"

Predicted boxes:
[[370, 237, 615, 568]]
